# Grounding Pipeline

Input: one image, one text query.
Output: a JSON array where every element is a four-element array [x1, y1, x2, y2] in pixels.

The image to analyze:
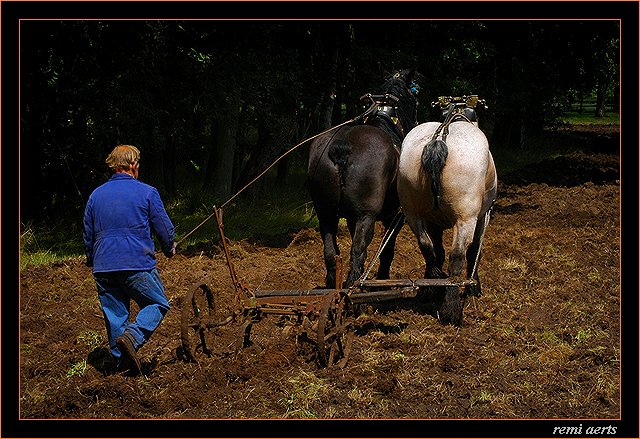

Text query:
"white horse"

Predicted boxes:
[[397, 114, 497, 325]]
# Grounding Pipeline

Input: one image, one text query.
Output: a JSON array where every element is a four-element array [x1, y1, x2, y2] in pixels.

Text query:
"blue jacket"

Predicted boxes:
[[83, 173, 175, 273]]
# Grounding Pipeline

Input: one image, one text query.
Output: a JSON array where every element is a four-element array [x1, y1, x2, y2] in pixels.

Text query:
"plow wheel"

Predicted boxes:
[[317, 291, 354, 368], [180, 283, 234, 362]]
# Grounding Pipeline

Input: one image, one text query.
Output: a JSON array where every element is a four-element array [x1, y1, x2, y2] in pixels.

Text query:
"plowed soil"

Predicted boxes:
[[18, 125, 623, 431]]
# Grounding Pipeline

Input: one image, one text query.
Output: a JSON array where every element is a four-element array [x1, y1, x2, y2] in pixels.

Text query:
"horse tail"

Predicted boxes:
[[421, 138, 448, 208], [328, 139, 351, 187]]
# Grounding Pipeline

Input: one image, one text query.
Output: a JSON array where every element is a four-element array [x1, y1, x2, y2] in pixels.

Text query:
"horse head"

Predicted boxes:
[[369, 69, 425, 142]]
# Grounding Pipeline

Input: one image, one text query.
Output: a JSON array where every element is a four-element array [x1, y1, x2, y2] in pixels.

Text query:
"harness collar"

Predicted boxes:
[[367, 104, 406, 138], [360, 90, 416, 139]]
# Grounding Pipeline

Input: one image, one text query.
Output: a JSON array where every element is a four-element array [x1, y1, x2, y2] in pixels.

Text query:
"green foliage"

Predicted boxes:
[[76, 330, 104, 351], [66, 360, 88, 378], [20, 20, 620, 225], [19, 20, 620, 268], [20, 220, 84, 269]]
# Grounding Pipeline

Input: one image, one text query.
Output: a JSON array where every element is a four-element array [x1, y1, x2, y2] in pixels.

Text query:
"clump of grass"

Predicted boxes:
[[76, 330, 103, 350], [21, 227, 57, 269], [347, 386, 376, 407], [574, 328, 592, 343], [471, 389, 494, 406], [20, 250, 59, 270], [277, 370, 328, 418], [66, 360, 88, 378], [22, 384, 47, 404], [500, 257, 528, 275], [586, 269, 603, 283], [539, 330, 561, 345], [388, 351, 407, 362]]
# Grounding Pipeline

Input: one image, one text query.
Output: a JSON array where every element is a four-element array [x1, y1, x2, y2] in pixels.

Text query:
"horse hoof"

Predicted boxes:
[[466, 283, 482, 298], [437, 286, 464, 326]]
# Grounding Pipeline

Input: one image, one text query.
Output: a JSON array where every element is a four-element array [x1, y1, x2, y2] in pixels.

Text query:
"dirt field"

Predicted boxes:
[[17, 125, 622, 432]]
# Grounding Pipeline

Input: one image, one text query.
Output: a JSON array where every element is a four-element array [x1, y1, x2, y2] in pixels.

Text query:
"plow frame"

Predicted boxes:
[[180, 206, 355, 367], [180, 206, 478, 368]]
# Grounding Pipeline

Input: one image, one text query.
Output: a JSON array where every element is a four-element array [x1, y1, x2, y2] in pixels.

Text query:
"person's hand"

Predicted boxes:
[[168, 242, 176, 258]]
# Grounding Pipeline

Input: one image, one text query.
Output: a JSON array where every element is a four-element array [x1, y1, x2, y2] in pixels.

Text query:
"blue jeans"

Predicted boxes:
[[94, 268, 170, 362]]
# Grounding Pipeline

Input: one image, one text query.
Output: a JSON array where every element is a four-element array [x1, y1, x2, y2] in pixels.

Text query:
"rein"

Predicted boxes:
[[175, 101, 380, 248], [177, 84, 418, 251], [470, 200, 495, 280]]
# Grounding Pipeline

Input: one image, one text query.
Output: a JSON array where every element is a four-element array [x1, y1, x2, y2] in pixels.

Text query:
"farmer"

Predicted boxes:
[[83, 144, 175, 376]]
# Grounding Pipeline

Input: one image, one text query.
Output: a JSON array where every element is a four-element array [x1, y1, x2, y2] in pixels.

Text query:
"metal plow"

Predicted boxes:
[[180, 206, 475, 368]]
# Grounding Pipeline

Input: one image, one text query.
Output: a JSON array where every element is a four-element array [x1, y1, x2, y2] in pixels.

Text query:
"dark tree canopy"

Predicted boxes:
[[18, 19, 620, 223]]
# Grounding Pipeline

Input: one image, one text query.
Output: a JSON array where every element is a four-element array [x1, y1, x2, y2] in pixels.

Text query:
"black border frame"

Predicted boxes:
[[4, 2, 638, 438]]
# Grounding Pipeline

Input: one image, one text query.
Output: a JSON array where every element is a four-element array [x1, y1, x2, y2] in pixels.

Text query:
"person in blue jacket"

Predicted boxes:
[[83, 144, 175, 376]]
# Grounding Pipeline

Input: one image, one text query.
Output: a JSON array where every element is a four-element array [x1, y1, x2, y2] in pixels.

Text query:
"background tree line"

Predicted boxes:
[[20, 20, 619, 224]]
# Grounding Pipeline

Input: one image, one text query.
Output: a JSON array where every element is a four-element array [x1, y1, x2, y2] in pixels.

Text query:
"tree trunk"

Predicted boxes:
[[318, 47, 339, 130], [203, 90, 241, 200], [162, 134, 176, 195], [595, 81, 607, 118]]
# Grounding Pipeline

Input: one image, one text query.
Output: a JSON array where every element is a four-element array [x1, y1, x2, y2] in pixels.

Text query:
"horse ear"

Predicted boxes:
[[406, 69, 417, 84]]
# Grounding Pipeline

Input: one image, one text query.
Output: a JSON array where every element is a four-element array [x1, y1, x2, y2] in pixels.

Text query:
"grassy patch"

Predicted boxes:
[[500, 257, 528, 276], [66, 360, 88, 378], [20, 173, 317, 268], [278, 370, 328, 418], [20, 220, 85, 270], [563, 111, 619, 125], [471, 389, 494, 406], [76, 330, 104, 350]]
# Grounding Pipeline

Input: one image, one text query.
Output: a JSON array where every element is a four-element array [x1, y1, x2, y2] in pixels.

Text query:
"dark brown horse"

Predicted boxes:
[[307, 69, 422, 288]]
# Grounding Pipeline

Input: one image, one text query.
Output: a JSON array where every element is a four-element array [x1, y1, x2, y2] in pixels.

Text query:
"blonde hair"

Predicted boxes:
[[105, 144, 140, 171]]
